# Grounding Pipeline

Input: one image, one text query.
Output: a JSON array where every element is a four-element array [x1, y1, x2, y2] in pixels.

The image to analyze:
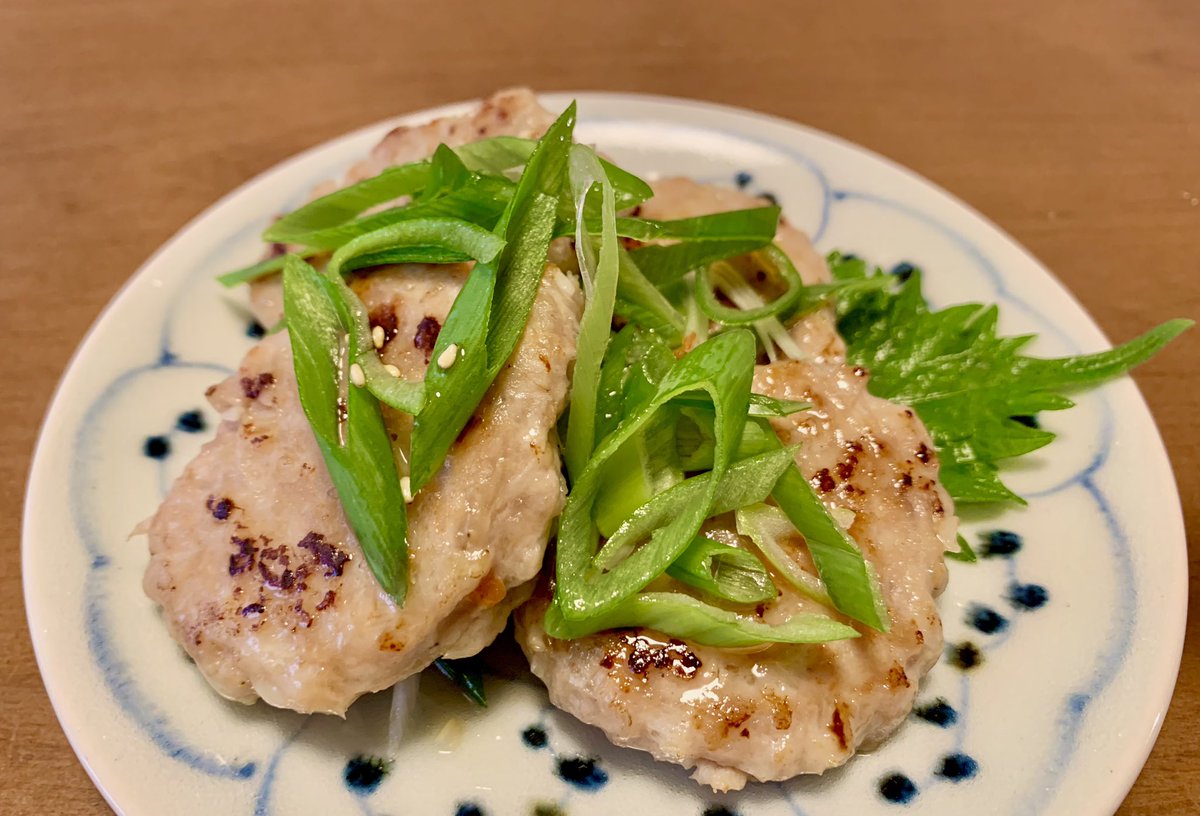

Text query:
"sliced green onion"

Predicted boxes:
[[671, 409, 886, 631], [767, 437, 888, 631], [337, 247, 473, 273], [672, 405, 782, 471], [265, 162, 432, 245], [283, 178, 514, 251], [783, 275, 892, 322], [218, 248, 323, 288], [432, 658, 487, 707], [616, 207, 780, 243], [485, 110, 577, 376], [593, 406, 682, 537], [452, 133, 651, 213], [613, 249, 686, 344], [408, 105, 576, 492], [621, 328, 677, 409], [593, 446, 796, 571], [666, 535, 776, 604], [407, 261, 496, 486], [319, 273, 426, 415], [563, 144, 621, 479], [695, 244, 803, 325], [544, 592, 857, 647], [454, 135, 535, 175], [594, 325, 637, 446], [630, 235, 778, 288], [325, 217, 505, 279], [701, 261, 807, 361], [282, 255, 408, 602], [736, 503, 831, 606], [672, 392, 810, 419], [418, 144, 472, 202], [674, 407, 716, 470], [554, 330, 756, 621]]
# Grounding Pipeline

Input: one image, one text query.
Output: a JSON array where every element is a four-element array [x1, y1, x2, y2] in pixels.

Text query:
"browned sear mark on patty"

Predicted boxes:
[[813, 468, 836, 493], [700, 698, 756, 743], [240, 372, 275, 400], [622, 632, 702, 678], [763, 689, 793, 731], [413, 316, 442, 361], [257, 544, 311, 592], [378, 632, 405, 652], [369, 305, 399, 345], [315, 590, 336, 611], [830, 703, 850, 751], [296, 531, 350, 578], [228, 536, 258, 575], [206, 495, 235, 521], [240, 372, 275, 399], [293, 600, 313, 629]]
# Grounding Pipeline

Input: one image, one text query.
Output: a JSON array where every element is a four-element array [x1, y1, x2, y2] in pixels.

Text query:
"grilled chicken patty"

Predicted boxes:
[[515, 180, 954, 791], [141, 91, 582, 715]]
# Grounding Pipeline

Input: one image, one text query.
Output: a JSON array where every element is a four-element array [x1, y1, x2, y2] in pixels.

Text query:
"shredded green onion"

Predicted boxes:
[[695, 244, 803, 326], [543, 592, 857, 647], [282, 255, 409, 602], [325, 217, 505, 279], [265, 162, 432, 245], [666, 535, 776, 604], [553, 330, 755, 621], [408, 105, 576, 493], [736, 503, 831, 606], [217, 248, 323, 288], [563, 145, 621, 479]]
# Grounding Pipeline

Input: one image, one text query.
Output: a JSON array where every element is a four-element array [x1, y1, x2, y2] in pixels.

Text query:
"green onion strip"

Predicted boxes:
[[282, 256, 409, 602]]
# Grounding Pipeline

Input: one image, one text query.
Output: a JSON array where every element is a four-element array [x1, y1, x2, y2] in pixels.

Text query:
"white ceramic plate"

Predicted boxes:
[[24, 92, 1186, 816]]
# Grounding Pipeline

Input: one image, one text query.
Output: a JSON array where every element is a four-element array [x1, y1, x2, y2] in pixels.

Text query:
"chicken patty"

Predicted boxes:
[[515, 180, 953, 790], [142, 90, 582, 715]]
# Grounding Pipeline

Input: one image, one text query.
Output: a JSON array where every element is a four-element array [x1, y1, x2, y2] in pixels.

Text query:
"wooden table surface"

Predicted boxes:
[[2, 1, 1196, 813]]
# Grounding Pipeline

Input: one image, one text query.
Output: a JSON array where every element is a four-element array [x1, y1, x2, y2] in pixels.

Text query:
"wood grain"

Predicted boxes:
[[1, 1, 1196, 812]]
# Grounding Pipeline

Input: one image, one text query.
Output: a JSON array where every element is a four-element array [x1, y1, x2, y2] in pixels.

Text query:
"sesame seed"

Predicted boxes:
[[349, 363, 365, 387], [437, 343, 459, 369], [400, 476, 413, 503], [384, 364, 401, 377], [372, 325, 385, 349]]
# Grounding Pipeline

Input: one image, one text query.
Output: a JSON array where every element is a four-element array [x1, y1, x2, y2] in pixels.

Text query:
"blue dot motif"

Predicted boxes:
[[143, 435, 170, 459], [522, 725, 548, 749], [890, 261, 917, 282], [984, 530, 1023, 557], [176, 410, 206, 433], [454, 804, 486, 816], [879, 772, 918, 804], [936, 752, 979, 782], [1009, 582, 1049, 610], [913, 698, 958, 727], [557, 756, 608, 790], [967, 604, 1009, 635], [948, 641, 983, 671], [734, 171, 753, 189], [344, 755, 388, 795]]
